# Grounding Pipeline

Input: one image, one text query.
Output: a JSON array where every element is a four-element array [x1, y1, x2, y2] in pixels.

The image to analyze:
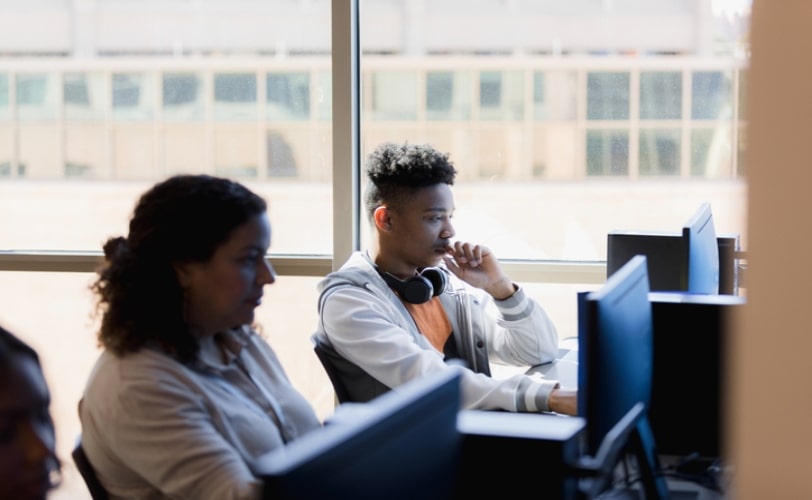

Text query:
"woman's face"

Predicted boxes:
[[177, 212, 275, 337], [0, 355, 57, 500]]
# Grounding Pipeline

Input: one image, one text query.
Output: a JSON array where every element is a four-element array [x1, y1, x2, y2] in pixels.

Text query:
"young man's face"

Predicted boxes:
[[383, 183, 456, 272]]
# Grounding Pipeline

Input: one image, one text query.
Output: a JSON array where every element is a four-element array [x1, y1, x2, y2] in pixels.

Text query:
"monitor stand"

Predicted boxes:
[[630, 415, 672, 500]]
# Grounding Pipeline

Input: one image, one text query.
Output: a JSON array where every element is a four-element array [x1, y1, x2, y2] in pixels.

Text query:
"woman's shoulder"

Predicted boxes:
[[86, 346, 197, 392]]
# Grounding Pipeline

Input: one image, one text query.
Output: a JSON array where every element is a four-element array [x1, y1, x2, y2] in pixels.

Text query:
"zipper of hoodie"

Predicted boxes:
[[452, 289, 478, 373]]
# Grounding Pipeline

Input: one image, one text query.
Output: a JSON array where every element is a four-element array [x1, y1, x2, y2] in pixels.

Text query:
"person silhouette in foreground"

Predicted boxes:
[[0, 325, 61, 500]]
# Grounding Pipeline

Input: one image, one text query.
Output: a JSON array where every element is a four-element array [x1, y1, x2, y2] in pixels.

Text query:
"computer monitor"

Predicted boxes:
[[683, 202, 720, 294], [578, 255, 670, 498], [607, 202, 730, 294], [256, 370, 462, 500]]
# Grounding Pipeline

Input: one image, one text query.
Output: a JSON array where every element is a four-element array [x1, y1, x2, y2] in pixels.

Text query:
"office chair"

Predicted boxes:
[[312, 337, 353, 404], [71, 435, 110, 500]]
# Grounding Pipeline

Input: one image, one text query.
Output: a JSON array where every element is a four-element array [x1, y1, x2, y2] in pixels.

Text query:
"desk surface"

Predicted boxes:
[[525, 337, 580, 389], [518, 338, 727, 499]]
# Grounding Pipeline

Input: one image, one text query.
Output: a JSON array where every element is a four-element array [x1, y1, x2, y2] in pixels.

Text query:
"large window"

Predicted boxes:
[[0, 2, 750, 498]]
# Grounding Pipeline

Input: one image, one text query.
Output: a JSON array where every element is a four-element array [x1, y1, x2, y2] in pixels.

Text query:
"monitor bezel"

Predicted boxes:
[[256, 370, 462, 500], [682, 201, 720, 294]]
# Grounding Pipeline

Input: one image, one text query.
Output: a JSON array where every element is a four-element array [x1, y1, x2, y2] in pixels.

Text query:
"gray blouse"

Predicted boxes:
[[78, 326, 322, 500]]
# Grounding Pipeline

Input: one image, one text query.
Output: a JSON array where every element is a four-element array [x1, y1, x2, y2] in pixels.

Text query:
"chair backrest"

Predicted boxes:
[[311, 335, 392, 404], [312, 337, 354, 404], [72, 436, 110, 500]]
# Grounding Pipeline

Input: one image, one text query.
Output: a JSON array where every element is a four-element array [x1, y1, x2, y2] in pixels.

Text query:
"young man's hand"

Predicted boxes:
[[442, 241, 515, 300], [548, 387, 578, 416]]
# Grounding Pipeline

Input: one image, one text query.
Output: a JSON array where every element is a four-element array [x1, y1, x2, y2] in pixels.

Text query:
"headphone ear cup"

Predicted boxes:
[[398, 276, 434, 304], [379, 270, 433, 304], [377, 267, 445, 304], [419, 268, 447, 297]]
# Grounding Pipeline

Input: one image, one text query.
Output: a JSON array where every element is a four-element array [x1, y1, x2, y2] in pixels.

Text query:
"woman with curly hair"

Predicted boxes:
[[79, 174, 321, 499]]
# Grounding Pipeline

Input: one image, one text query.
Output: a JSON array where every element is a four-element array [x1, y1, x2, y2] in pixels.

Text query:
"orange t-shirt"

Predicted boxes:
[[402, 296, 452, 352]]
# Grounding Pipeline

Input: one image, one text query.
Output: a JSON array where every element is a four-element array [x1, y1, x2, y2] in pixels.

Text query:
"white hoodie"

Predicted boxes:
[[312, 251, 563, 412]]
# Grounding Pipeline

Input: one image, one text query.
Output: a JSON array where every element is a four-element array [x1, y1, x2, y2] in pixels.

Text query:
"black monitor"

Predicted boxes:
[[256, 370, 462, 500], [578, 255, 670, 498], [607, 202, 736, 294], [683, 202, 720, 294]]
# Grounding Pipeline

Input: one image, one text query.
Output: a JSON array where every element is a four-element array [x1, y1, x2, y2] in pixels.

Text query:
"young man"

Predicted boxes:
[[313, 142, 577, 415]]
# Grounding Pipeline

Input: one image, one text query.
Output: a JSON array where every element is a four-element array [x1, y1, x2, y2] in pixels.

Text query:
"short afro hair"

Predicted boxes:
[[364, 142, 457, 218]]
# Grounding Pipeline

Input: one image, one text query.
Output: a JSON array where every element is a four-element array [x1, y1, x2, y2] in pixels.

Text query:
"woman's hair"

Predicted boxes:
[[91, 174, 267, 363], [364, 142, 457, 219]]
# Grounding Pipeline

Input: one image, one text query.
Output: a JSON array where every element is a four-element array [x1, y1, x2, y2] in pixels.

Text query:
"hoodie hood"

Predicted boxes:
[[317, 251, 387, 298]]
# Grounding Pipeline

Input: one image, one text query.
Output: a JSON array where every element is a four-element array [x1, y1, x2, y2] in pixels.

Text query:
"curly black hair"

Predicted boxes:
[[91, 174, 267, 363], [364, 142, 457, 219]]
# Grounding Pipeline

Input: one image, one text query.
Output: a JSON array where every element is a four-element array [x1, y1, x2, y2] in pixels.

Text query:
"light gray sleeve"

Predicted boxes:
[[478, 285, 560, 366]]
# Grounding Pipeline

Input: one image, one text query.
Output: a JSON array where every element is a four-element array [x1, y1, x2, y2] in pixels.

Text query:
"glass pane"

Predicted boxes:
[[692, 71, 733, 120], [370, 70, 417, 121], [534, 70, 577, 121], [65, 73, 106, 121], [65, 125, 106, 178], [16, 73, 58, 121], [586, 130, 629, 176], [426, 70, 471, 121], [163, 124, 207, 175], [639, 129, 681, 176], [479, 70, 523, 121], [163, 72, 204, 121], [0, 2, 332, 250], [18, 125, 60, 178], [587, 72, 629, 120], [361, 1, 748, 261], [691, 127, 733, 178], [0, 125, 12, 176], [112, 73, 156, 121], [214, 125, 258, 177], [266, 129, 300, 177], [531, 125, 579, 178], [640, 71, 682, 120], [214, 73, 257, 121], [266, 72, 310, 121]]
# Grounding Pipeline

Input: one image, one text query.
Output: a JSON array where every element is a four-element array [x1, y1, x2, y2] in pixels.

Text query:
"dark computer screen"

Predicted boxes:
[[257, 370, 462, 500], [683, 202, 720, 294], [579, 254, 654, 455], [578, 255, 670, 498], [607, 202, 727, 294]]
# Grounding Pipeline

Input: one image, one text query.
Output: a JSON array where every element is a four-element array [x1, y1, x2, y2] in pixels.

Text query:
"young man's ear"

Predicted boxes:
[[373, 205, 392, 231]]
